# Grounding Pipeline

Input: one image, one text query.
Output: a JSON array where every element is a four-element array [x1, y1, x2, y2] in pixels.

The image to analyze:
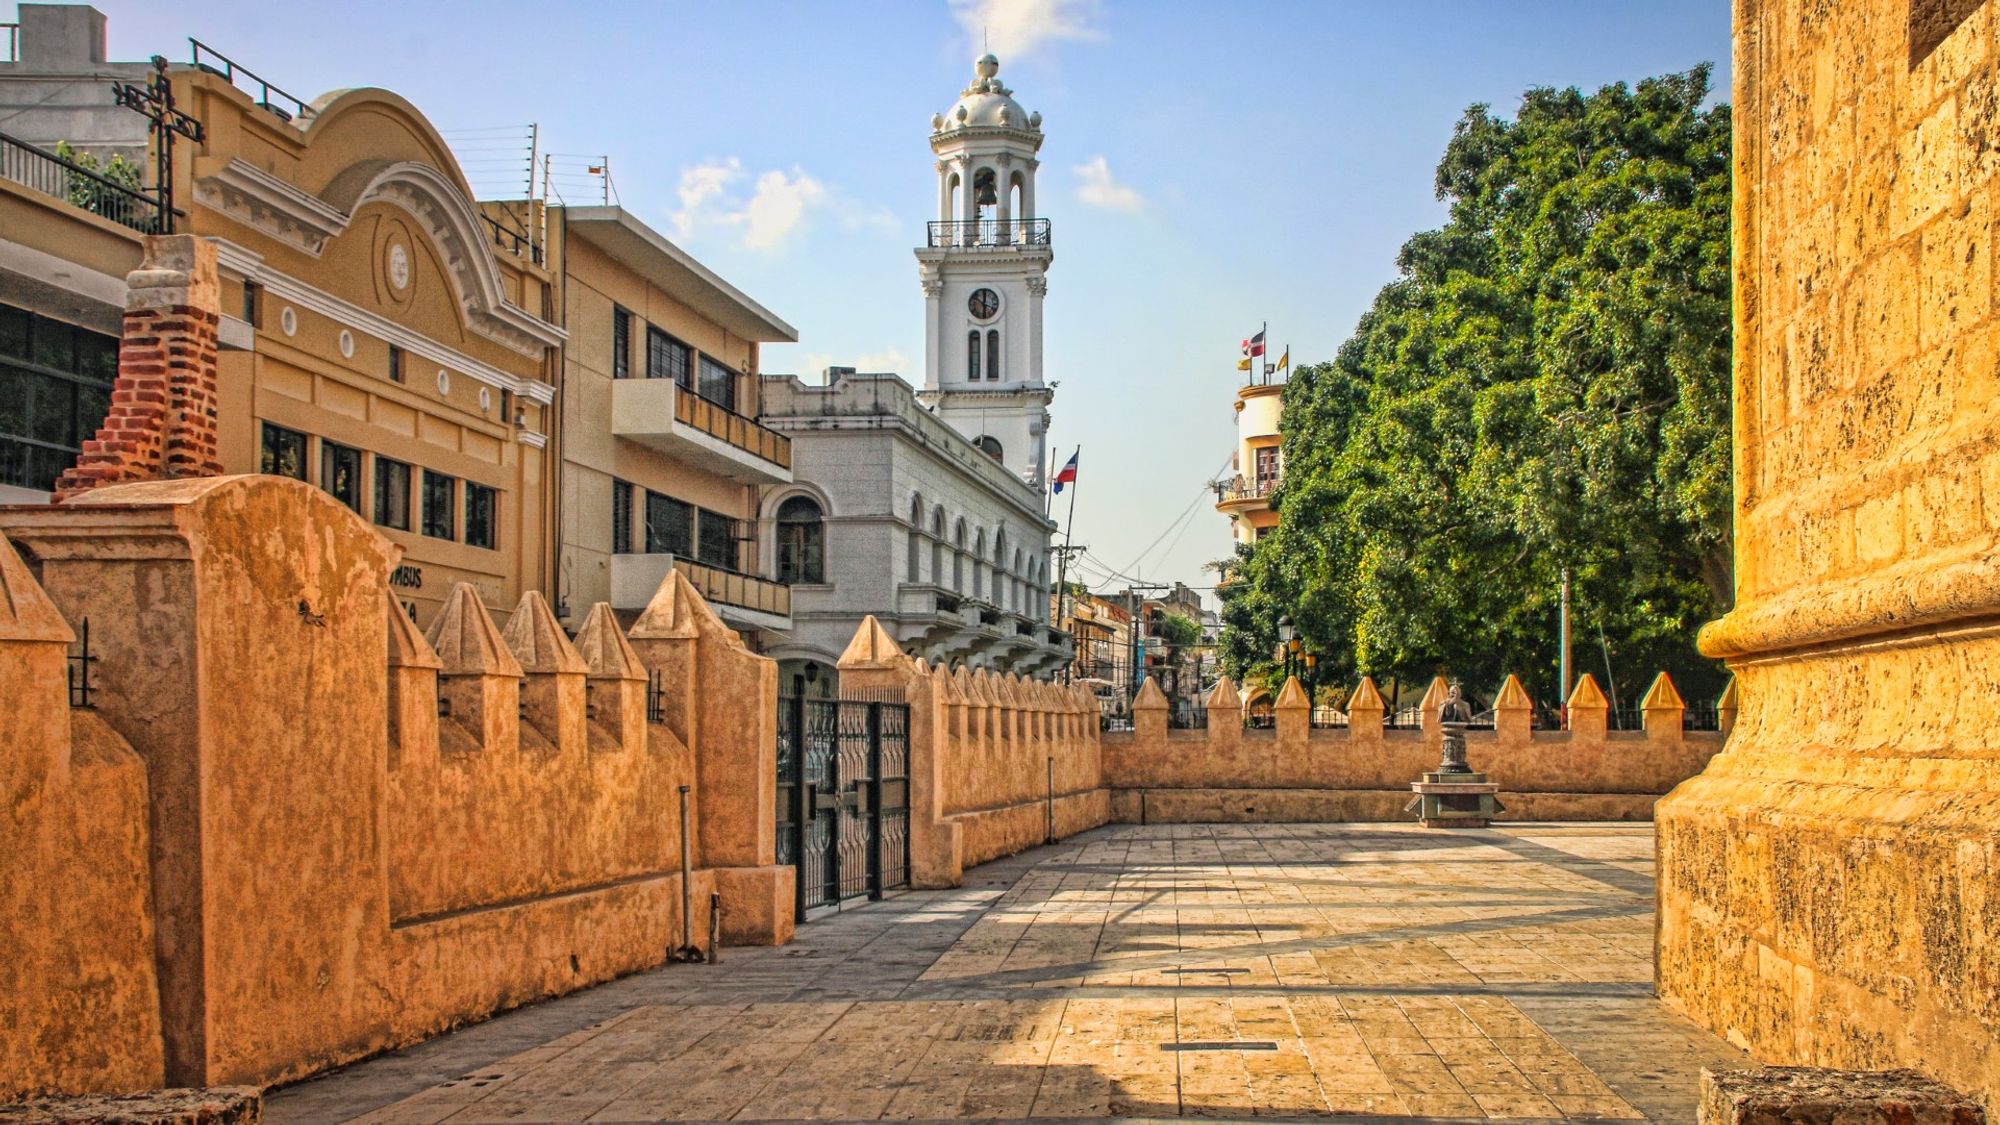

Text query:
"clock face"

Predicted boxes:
[[967, 288, 1000, 320]]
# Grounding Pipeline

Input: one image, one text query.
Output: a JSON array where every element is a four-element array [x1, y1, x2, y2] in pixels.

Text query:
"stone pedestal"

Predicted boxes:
[[1699, 1068, 1983, 1125], [1407, 771, 1502, 829]]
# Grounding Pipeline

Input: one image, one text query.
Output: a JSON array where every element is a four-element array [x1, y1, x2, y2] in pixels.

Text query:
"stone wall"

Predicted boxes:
[[1105, 673, 1724, 824], [837, 618, 1106, 887], [1656, 0, 2000, 1101], [0, 474, 790, 1097]]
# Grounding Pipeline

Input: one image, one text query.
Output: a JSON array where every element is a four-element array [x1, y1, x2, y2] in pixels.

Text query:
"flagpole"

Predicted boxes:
[[1053, 446, 1081, 683]]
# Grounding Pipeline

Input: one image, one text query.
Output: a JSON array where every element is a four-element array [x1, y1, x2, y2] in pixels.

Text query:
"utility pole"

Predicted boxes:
[[1051, 543, 1087, 683], [1123, 583, 1169, 701]]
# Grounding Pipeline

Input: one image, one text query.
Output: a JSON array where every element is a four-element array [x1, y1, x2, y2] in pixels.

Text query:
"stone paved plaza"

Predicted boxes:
[[269, 825, 1743, 1124]]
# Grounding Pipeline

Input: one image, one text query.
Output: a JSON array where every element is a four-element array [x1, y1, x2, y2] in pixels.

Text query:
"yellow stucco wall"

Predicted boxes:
[[1656, 0, 2000, 1100]]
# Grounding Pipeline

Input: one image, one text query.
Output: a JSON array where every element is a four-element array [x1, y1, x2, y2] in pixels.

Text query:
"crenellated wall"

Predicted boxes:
[[1104, 672, 1727, 824], [837, 617, 1106, 886], [0, 474, 791, 1097]]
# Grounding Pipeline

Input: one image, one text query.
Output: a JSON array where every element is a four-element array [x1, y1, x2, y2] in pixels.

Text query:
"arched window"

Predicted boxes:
[[776, 496, 824, 585], [975, 435, 1003, 462], [986, 330, 1000, 381], [953, 519, 967, 591], [907, 495, 924, 581], [967, 330, 981, 381], [931, 507, 945, 585], [974, 529, 987, 599]]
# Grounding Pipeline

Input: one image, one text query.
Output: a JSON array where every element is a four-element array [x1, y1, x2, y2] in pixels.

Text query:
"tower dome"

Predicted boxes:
[[936, 54, 1041, 136]]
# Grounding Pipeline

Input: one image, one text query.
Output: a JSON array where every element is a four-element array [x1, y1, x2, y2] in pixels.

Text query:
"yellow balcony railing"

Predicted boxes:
[[672, 556, 792, 618], [673, 388, 792, 471]]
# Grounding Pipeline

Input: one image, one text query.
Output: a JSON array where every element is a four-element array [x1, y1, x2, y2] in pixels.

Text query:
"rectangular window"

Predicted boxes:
[[388, 344, 404, 384], [611, 479, 634, 554], [464, 482, 497, 550], [644, 491, 693, 556], [612, 306, 631, 379], [320, 440, 363, 512], [697, 355, 737, 412], [260, 422, 308, 480], [242, 281, 262, 327], [696, 507, 739, 569], [0, 308, 118, 493], [374, 457, 411, 530], [422, 470, 456, 540], [647, 326, 690, 387]]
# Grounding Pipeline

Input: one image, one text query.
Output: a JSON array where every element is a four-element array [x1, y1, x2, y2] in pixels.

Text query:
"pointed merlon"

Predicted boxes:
[[1206, 675, 1242, 711], [504, 590, 589, 675], [1133, 677, 1169, 710], [1566, 672, 1609, 710], [574, 602, 648, 682], [385, 590, 442, 670], [1494, 674, 1532, 710], [1641, 671, 1686, 710], [426, 582, 523, 678], [629, 567, 703, 640], [1346, 676, 1386, 713], [1275, 677, 1310, 710], [838, 615, 906, 669], [1419, 675, 1448, 713], [0, 531, 72, 645]]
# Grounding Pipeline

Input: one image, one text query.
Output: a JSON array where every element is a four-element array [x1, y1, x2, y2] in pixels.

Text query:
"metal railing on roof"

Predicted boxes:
[[0, 131, 168, 233], [925, 217, 1051, 249], [189, 38, 314, 122]]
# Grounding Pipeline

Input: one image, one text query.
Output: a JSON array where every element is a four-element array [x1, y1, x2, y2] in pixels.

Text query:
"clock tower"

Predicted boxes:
[[916, 53, 1055, 488]]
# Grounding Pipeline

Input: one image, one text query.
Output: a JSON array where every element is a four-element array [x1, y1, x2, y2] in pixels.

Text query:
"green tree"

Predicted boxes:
[[1220, 66, 1732, 710]]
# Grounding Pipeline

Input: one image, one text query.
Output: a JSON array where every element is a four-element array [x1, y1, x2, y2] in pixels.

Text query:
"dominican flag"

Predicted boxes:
[[1244, 330, 1266, 358], [1051, 450, 1079, 493]]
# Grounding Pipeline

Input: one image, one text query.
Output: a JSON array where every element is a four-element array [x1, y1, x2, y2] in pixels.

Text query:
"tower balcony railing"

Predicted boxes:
[[926, 217, 1051, 249], [1214, 475, 1281, 506]]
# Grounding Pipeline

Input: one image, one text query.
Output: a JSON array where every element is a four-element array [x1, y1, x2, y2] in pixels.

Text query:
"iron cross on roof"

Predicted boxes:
[[112, 56, 205, 234]]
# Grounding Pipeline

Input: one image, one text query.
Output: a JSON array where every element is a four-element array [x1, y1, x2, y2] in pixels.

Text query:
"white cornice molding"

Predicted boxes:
[[193, 159, 565, 359], [517, 431, 549, 449], [211, 238, 555, 406]]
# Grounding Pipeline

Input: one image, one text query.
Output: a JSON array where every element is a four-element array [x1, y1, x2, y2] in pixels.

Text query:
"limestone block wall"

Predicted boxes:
[[0, 474, 791, 1096], [1104, 673, 1724, 823], [1656, 0, 2000, 1101], [837, 617, 1107, 887]]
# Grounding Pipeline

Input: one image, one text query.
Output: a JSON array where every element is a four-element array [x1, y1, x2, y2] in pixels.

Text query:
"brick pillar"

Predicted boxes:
[[54, 235, 222, 501]]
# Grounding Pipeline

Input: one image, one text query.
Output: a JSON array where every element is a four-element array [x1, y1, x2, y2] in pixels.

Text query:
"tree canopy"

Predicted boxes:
[[1219, 66, 1733, 711]]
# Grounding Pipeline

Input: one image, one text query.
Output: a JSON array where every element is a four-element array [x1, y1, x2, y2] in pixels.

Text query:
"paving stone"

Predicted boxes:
[[266, 824, 1746, 1123]]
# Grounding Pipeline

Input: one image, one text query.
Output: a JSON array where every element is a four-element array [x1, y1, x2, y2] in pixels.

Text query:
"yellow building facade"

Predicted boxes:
[[1214, 381, 1283, 545], [552, 206, 797, 643]]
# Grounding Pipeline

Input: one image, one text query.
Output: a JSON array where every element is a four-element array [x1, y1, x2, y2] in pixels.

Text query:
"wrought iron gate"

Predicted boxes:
[[776, 694, 910, 915]]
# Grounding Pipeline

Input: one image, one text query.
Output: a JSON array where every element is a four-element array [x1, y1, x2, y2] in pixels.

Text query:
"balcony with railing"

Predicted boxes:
[[0, 131, 167, 233], [610, 376, 793, 484], [609, 552, 791, 631], [1213, 474, 1281, 509], [925, 217, 1052, 250]]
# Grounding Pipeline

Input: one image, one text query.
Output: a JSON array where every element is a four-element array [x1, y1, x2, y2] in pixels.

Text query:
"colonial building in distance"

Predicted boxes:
[[1214, 374, 1283, 545], [552, 205, 797, 646], [757, 369, 1067, 691]]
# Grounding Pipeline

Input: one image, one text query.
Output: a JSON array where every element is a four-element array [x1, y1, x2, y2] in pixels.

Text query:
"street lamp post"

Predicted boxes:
[[1276, 615, 1295, 682]]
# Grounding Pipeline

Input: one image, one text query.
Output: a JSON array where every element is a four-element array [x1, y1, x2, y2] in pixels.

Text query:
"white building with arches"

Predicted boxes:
[[756, 370, 1069, 692]]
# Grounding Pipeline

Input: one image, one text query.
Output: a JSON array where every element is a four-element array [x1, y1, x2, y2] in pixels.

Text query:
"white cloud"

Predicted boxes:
[[1073, 155, 1144, 212], [669, 158, 874, 253], [950, 0, 1103, 60]]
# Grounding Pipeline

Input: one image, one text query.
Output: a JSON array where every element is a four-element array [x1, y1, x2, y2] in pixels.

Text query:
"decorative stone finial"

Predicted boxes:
[[976, 52, 999, 80]]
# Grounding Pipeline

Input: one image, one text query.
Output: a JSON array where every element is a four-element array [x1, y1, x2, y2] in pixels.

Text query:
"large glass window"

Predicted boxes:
[[260, 422, 308, 480], [647, 326, 690, 386], [776, 496, 825, 585], [611, 479, 634, 554], [0, 306, 117, 492], [696, 508, 739, 569], [320, 440, 363, 511], [374, 457, 411, 531], [612, 307, 631, 379], [421, 469, 456, 541], [464, 482, 497, 550], [644, 491, 693, 556], [697, 354, 737, 412]]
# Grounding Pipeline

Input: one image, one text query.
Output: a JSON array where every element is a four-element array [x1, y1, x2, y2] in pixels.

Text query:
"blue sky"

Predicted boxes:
[[83, 0, 1731, 604]]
